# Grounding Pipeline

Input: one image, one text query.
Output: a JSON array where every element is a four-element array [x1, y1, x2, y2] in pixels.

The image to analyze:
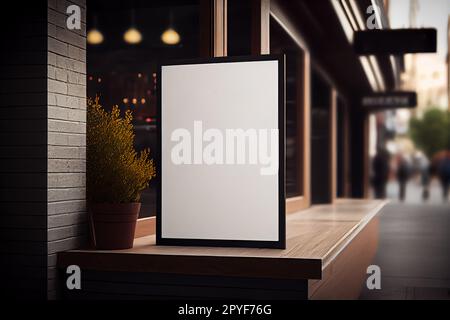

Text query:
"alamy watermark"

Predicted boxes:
[[366, 4, 382, 30], [170, 121, 279, 176], [66, 265, 81, 290], [366, 265, 381, 290], [66, 5, 81, 30]]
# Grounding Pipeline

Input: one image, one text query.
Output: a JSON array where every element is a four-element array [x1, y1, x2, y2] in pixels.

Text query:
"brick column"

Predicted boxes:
[[47, 0, 87, 299]]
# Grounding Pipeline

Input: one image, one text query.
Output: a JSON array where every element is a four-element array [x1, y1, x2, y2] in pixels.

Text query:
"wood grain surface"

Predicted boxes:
[[58, 199, 387, 280]]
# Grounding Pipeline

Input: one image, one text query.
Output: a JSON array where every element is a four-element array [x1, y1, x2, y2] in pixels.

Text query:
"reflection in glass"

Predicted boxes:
[[87, 1, 202, 217], [270, 18, 303, 198]]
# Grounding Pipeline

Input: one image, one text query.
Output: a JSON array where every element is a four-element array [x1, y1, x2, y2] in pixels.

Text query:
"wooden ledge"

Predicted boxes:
[[58, 199, 387, 280]]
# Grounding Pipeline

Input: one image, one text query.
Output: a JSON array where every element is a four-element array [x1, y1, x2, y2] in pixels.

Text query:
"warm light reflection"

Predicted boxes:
[[87, 29, 104, 45], [161, 28, 180, 45], [124, 27, 142, 44]]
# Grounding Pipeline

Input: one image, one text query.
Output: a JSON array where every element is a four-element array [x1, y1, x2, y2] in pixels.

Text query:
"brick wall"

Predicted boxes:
[[47, 0, 87, 299], [0, 0, 87, 299], [0, 1, 49, 299]]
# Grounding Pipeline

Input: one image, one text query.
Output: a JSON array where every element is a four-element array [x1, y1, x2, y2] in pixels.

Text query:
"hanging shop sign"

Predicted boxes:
[[354, 28, 437, 55], [362, 91, 417, 111]]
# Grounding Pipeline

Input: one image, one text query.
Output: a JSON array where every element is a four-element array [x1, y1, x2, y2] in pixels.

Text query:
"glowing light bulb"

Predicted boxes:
[[124, 27, 142, 44], [87, 29, 104, 45], [161, 28, 180, 45]]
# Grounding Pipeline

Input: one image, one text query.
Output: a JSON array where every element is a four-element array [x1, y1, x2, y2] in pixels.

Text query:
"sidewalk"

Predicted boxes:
[[385, 178, 447, 205], [360, 181, 450, 299]]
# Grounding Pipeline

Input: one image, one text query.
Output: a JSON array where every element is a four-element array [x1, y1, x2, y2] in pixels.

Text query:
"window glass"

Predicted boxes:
[[337, 97, 346, 198], [87, 0, 203, 217], [227, 0, 252, 56], [270, 17, 304, 198], [311, 68, 332, 204]]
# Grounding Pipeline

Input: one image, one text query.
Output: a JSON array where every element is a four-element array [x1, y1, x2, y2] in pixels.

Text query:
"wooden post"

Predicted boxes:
[[330, 89, 338, 202], [213, 0, 227, 57], [302, 52, 311, 208], [363, 114, 370, 198]]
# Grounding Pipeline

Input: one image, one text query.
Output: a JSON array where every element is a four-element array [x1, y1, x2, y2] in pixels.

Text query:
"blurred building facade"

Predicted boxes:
[[401, 54, 448, 114]]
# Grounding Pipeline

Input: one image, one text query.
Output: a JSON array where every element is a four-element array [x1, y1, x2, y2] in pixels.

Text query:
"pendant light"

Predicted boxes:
[[124, 8, 142, 44], [87, 16, 104, 45], [161, 11, 180, 45]]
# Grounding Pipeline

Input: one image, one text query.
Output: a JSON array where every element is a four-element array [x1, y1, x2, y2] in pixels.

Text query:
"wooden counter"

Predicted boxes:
[[58, 199, 387, 299]]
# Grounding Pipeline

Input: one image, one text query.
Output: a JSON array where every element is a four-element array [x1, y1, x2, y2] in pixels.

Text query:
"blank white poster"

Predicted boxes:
[[159, 57, 284, 247]]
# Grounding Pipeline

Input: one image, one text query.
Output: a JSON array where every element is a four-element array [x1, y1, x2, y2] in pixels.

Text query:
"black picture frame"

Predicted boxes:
[[156, 54, 286, 249]]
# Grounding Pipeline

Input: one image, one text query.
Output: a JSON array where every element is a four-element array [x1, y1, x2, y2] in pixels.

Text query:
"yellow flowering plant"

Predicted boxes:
[[87, 97, 156, 203]]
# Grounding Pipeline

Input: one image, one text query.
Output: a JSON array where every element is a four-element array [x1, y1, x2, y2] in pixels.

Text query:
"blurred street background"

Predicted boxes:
[[361, 0, 450, 300]]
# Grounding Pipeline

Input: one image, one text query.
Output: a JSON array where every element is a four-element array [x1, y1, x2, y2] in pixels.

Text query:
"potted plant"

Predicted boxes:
[[87, 97, 156, 249]]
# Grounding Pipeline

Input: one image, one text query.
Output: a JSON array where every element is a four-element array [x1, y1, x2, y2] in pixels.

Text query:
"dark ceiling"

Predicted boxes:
[[275, 0, 398, 105], [86, 0, 201, 74], [86, 0, 399, 107]]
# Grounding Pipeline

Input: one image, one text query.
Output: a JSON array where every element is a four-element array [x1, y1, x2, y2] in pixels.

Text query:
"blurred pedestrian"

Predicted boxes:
[[418, 154, 431, 201], [372, 147, 390, 199], [397, 155, 411, 202], [437, 152, 450, 202]]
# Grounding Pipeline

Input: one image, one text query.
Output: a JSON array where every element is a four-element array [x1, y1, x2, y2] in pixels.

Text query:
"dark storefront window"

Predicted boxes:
[[311, 68, 332, 204], [227, 0, 252, 56], [337, 97, 347, 198], [87, 0, 203, 217], [270, 17, 304, 198]]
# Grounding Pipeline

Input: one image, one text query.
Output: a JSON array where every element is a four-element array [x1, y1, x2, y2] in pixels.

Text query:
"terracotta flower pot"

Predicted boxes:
[[90, 203, 141, 250]]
